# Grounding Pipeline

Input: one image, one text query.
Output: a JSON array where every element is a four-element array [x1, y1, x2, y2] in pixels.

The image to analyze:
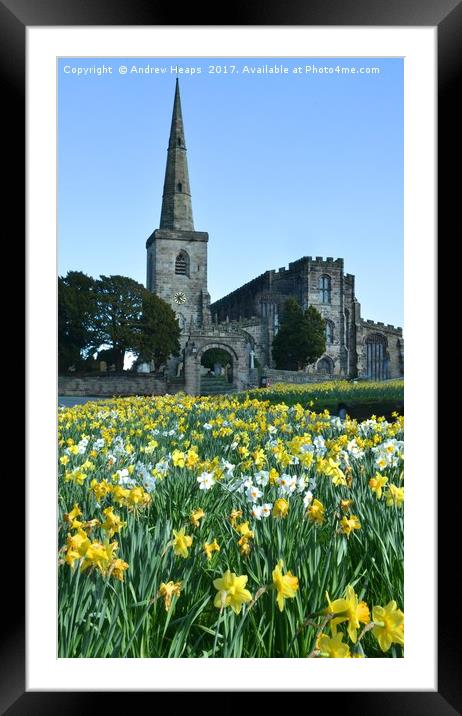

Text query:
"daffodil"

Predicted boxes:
[[272, 498, 289, 518], [316, 632, 350, 658], [325, 584, 370, 643], [339, 514, 361, 536], [111, 558, 129, 581], [172, 528, 193, 558], [385, 484, 404, 507], [213, 570, 252, 614], [64, 504, 83, 530], [272, 560, 299, 611], [101, 506, 126, 537], [65, 529, 90, 567], [237, 536, 252, 557], [190, 508, 205, 528], [235, 521, 254, 539], [339, 499, 353, 512], [372, 601, 404, 652], [307, 498, 325, 525], [158, 580, 182, 611], [369, 473, 388, 499], [203, 540, 220, 560], [229, 509, 243, 526]]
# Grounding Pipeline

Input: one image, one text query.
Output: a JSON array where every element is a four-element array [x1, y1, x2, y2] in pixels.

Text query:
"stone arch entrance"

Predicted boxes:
[[183, 328, 254, 395], [199, 344, 237, 395]]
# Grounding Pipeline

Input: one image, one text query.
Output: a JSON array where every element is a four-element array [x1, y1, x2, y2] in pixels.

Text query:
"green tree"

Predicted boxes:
[[58, 271, 97, 372], [91, 275, 146, 372], [134, 292, 181, 371], [201, 348, 231, 371], [272, 298, 326, 370]]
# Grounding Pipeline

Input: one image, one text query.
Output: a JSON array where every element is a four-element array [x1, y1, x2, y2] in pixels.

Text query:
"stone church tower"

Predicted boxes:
[[146, 79, 211, 339]]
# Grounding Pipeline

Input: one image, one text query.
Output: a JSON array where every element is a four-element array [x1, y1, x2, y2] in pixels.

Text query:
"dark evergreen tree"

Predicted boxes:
[[134, 292, 181, 371], [58, 271, 97, 372], [91, 275, 146, 372], [272, 298, 326, 370]]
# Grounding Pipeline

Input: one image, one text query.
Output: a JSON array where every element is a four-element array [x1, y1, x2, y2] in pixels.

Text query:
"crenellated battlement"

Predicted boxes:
[[362, 318, 402, 334]]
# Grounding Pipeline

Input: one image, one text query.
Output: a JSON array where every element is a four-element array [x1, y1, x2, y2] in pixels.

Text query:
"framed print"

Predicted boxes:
[[3, 0, 455, 710]]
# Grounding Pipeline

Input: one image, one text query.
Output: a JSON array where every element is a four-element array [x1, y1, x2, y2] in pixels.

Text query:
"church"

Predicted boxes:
[[145, 80, 404, 394]]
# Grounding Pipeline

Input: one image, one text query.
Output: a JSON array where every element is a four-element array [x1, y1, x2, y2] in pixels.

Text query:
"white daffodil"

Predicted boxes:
[[197, 472, 215, 490], [303, 490, 314, 509], [254, 470, 269, 487], [251, 505, 263, 520], [246, 484, 263, 502]]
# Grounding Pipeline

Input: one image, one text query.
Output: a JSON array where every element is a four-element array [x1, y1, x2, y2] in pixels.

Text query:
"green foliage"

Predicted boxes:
[[58, 271, 98, 372], [272, 298, 326, 370], [135, 292, 181, 371], [91, 275, 146, 372], [305, 304, 327, 364], [201, 348, 232, 370], [59, 271, 183, 373]]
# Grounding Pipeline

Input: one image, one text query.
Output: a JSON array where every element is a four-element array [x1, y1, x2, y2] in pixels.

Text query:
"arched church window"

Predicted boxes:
[[366, 333, 388, 381], [175, 251, 190, 277], [177, 136, 182, 146], [177, 182, 183, 192], [325, 320, 334, 344], [320, 275, 332, 304]]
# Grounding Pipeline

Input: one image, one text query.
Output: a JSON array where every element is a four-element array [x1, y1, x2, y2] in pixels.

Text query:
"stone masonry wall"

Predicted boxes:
[[265, 368, 337, 384], [59, 374, 167, 397]]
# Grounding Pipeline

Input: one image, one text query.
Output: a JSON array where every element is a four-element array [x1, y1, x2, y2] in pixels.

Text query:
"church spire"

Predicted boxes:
[[159, 79, 194, 231]]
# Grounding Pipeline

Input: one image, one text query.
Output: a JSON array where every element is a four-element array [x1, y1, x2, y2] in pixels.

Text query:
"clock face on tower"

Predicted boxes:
[[174, 291, 187, 305]]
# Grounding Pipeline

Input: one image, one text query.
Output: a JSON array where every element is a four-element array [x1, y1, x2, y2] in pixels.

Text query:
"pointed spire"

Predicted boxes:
[[159, 79, 194, 231]]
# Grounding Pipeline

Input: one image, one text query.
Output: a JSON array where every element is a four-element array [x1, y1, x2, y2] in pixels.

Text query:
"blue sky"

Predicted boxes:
[[58, 57, 403, 328]]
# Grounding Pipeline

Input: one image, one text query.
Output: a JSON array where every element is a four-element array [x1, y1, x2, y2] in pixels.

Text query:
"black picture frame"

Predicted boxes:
[[5, 0, 452, 711]]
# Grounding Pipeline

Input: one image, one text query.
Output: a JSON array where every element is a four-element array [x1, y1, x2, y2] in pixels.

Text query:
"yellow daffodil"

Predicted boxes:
[[372, 601, 404, 652], [369, 473, 388, 499], [325, 584, 370, 643], [272, 498, 289, 519], [316, 632, 350, 658], [339, 515, 361, 536], [64, 504, 83, 530], [172, 528, 193, 558], [190, 508, 205, 528], [101, 506, 126, 537], [235, 521, 254, 539], [237, 535, 252, 556], [110, 558, 129, 581], [90, 479, 112, 501], [272, 560, 299, 611], [385, 484, 404, 507], [65, 529, 90, 567], [203, 540, 220, 560], [229, 509, 243, 527], [339, 499, 353, 512], [158, 580, 182, 611], [307, 498, 325, 525], [171, 449, 185, 467], [213, 570, 252, 614]]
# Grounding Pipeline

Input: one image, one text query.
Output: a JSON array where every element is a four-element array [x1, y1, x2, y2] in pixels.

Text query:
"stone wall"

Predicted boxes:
[[58, 374, 168, 397], [264, 368, 337, 384]]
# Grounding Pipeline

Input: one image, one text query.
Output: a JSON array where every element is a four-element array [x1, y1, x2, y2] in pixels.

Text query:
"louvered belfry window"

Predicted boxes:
[[175, 252, 189, 276]]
